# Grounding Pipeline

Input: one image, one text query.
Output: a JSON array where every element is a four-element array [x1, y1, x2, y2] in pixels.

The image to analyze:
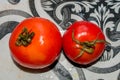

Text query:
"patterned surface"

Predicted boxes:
[[0, 0, 119, 80]]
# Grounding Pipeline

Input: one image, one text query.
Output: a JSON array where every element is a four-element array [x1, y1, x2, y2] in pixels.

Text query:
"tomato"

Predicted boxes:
[[9, 17, 62, 69], [63, 21, 106, 65]]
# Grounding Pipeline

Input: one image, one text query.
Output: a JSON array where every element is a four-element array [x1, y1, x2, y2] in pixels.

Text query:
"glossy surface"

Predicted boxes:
[[9, 17, 62, 69], [63, 21, 106, 65], [0, 0, 120, 80]]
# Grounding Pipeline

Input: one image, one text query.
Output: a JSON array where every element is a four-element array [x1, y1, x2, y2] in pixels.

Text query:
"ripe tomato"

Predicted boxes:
[[63, 21, 106, 65], [9, 17, 62, 69]]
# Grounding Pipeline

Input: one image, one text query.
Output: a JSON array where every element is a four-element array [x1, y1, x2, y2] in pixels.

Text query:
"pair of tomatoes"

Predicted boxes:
[[9, 17, 106, 69]]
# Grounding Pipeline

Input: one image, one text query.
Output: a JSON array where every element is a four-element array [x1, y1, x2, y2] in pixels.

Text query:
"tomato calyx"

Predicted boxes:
[[72, 30, 106, 59], [15, 27, 35, 47]]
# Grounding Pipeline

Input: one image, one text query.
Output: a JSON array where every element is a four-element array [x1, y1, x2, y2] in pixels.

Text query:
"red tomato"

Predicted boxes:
[[63, 21, 106, 65], [9, 17, 62, 69]]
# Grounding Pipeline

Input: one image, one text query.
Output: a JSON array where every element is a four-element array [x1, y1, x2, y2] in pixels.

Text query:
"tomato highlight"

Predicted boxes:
[[9, 17, 62, 69], [63, 21, 106, 65]]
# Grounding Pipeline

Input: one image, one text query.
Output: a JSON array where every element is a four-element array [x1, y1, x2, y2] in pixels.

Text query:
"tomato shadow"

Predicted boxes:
[[62, 51, 101, 68], [11, 56, 59, 73]]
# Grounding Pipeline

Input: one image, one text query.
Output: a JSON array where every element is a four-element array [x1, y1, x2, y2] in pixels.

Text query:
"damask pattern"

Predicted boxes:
[[0, 0, 119, 80]]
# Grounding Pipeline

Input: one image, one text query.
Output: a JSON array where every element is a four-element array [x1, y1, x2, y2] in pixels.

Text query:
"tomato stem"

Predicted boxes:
[[15, 27, 35, 47], [72, 30, 106, 59]]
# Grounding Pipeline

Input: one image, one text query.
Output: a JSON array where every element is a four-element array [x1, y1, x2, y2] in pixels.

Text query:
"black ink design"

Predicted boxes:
[[53, 62, 73, 80], [75, 67, 86, 80], [98, 79, 104, 80], [87, 62, 120, 73], [29, 0, 40, 17], [8, 0, 20, 5], [106, 19, 120, 42], [0, 0, 119, 80], [0, 21, 19, 39], [0, 10, 32, 18], [41, 0, 120, 75], [117, 72, 120, 80], [0, 10, 32, 40]]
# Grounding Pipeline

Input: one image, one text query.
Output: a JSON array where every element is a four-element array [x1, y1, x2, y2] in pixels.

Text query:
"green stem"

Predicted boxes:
[[15, 27, 35, 47], [72, 30, 106, 59]]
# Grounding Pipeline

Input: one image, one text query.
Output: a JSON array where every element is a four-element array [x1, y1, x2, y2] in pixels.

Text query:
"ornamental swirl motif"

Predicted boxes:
[[0, 0, 119, 80]]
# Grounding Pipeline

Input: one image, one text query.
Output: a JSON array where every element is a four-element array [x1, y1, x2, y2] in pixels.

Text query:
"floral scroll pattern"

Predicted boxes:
[[41, 0, 120, 60], [41, 0, 120, 79], [0, 0, 119, 80]]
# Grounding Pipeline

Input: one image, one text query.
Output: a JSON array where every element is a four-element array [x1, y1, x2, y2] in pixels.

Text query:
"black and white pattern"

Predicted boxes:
[[0, 0, 119, 80]]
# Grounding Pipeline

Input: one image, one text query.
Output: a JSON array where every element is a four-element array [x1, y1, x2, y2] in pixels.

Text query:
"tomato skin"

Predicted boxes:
[[9, 17, 62, 69], [63, 21, 106, 65]]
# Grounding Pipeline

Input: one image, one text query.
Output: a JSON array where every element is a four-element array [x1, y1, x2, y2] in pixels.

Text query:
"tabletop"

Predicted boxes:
[[0, 0, 120, 80]]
